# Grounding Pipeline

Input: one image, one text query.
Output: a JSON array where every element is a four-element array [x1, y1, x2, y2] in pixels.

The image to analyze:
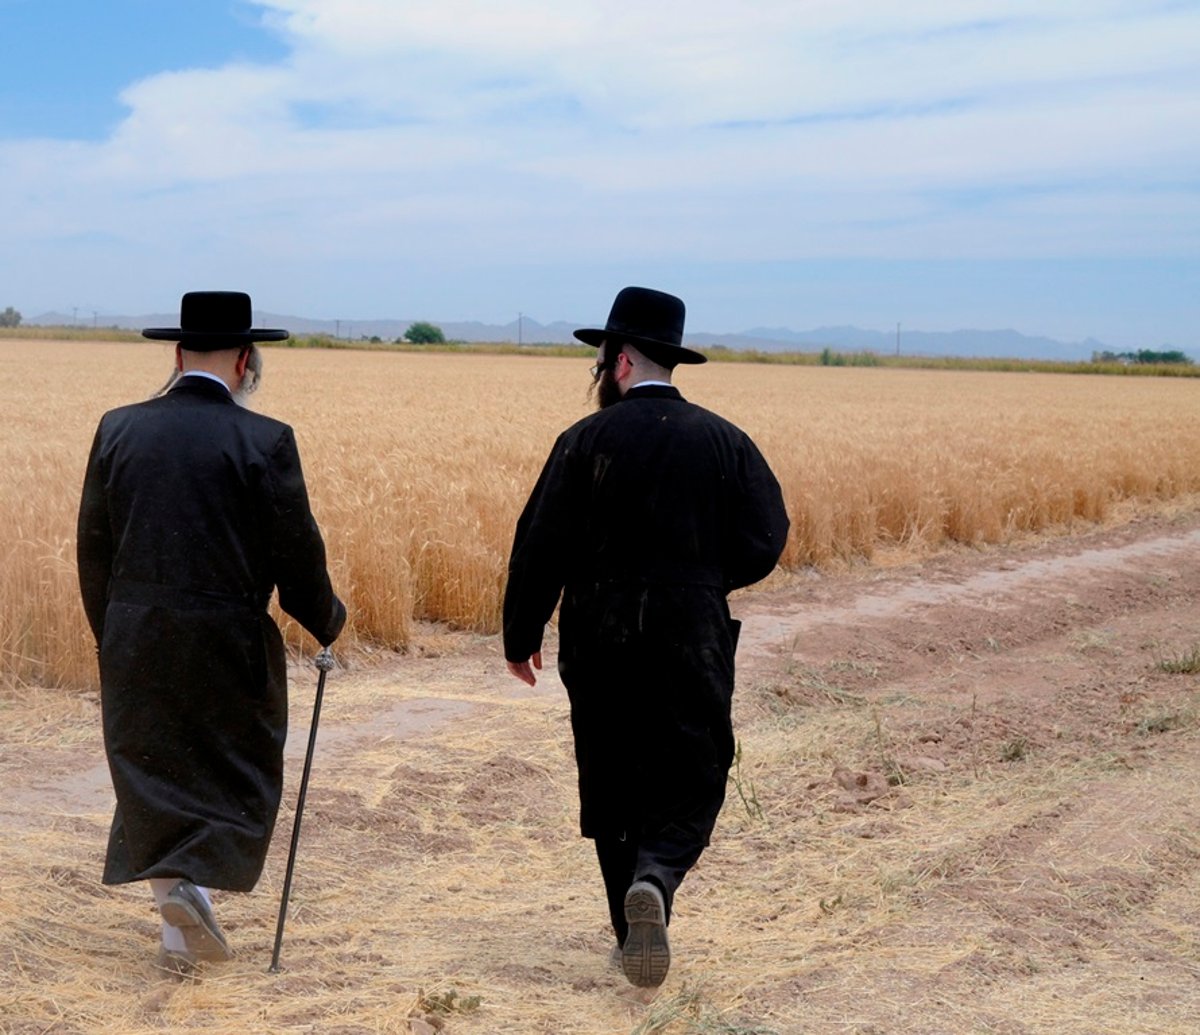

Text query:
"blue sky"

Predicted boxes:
[[1, 0, 1197, 348]]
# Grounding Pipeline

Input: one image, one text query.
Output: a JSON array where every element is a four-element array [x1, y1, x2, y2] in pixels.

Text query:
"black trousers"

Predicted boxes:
[[592, 799, 722, 945]]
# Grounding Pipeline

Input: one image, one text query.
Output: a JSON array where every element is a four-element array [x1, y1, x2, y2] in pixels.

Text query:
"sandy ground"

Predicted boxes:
[[3, 509, 1200, 1033]]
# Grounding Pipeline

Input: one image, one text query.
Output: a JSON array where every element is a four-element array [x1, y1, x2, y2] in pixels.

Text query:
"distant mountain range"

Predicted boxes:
[[29, 309, 1171, 362]]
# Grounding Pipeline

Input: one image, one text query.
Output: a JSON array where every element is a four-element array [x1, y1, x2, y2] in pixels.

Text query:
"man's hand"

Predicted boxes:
[[507, 652, 543, 687]]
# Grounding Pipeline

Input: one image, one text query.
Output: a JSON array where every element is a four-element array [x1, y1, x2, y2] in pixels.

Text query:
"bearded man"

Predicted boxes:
[[77, 291, 346, 976], [503, 286, 789, 987]]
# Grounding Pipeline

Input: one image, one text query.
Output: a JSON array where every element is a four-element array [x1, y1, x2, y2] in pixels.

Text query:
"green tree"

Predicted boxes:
[[1093, 348, 1193, 366], [1135, 348, 1192, 365], [0, 306, 21, 328], [404, 321, 446, 344]]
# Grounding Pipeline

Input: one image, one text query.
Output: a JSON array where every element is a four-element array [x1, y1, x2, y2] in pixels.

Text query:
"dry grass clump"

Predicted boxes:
[[6, 339, 1200, 689]]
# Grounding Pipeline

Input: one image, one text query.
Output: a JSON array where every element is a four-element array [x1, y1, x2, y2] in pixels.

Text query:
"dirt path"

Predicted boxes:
[[720, 511, 1200, 1033], [3, 511, 1200, 1034]]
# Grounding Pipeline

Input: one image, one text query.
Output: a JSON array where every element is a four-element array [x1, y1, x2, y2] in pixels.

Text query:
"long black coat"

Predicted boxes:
[[503, 384, 788, 839], [77, 376, 345, 891]]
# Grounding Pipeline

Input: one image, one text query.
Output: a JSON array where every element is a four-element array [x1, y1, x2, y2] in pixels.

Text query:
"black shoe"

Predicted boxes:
[[159, 880, 233, 962], [621, 881, 670, 987]]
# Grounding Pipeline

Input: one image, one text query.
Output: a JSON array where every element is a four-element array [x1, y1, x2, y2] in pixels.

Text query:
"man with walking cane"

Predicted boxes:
[[77, 290, 346, 978]]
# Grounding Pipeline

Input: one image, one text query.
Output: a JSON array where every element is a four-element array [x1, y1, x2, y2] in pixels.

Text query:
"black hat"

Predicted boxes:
[[142, 291, 289, 350], [574, 286, 706, 366]]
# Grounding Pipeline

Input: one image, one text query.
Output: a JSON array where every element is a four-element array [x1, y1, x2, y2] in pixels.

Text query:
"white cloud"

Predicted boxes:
[[1, 0, 1197, 338], [249, 0, 1200, 129]]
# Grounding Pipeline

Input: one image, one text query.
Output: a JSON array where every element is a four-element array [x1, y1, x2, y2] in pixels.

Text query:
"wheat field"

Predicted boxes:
[[4, 337, 1200, 691]]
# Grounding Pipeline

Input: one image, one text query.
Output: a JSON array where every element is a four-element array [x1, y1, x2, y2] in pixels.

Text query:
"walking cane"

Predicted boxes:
[[269, 646, 335, 973]]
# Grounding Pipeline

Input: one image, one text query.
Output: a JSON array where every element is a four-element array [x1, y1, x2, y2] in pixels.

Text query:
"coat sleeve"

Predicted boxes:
[[76, 422, 113, 644], [503, 432, 578, 662], [723, 435, 790, 592], [264, 427, 346, 646]]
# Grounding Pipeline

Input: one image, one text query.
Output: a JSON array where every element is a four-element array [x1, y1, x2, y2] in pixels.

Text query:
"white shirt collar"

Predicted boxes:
[[179, 370, 232, 392]]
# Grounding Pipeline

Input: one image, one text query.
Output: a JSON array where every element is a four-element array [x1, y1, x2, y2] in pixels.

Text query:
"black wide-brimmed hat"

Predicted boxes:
[[142, 291, 289, 350], [574, 286, 706, 366]]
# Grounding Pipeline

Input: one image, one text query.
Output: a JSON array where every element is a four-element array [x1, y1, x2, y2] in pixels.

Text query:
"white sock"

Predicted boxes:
[[148, 878, 176, 908], [159, 920, 188, 952]]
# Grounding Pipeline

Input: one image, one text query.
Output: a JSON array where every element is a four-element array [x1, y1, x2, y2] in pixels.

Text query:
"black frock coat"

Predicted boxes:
[[77, 376, 345, 890], [503, 384, 789, 840]]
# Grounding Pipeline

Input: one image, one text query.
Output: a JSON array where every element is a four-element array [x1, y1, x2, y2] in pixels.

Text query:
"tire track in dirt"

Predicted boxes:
[[737, 522, 1200, 658]]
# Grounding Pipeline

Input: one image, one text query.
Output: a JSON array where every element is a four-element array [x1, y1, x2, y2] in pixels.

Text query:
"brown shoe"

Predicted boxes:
[[155, 944, 198, 979], [621, 881, 670, 987], [159, 880, 233, 962]]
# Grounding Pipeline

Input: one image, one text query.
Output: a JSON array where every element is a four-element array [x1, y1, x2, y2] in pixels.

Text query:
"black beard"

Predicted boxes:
[[593, 367, 622, 409]]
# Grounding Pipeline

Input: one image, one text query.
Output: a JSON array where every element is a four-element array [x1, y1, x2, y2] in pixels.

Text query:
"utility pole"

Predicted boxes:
[[896, 322, 900, 356], [518, 312, 523, 347], [335, 319, 341, 340], [72, 307, 78, 326]]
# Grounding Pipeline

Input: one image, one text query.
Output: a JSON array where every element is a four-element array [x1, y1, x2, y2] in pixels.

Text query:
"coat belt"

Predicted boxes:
[[571, 569, 725, 589], [109, 577, 268, 613]]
